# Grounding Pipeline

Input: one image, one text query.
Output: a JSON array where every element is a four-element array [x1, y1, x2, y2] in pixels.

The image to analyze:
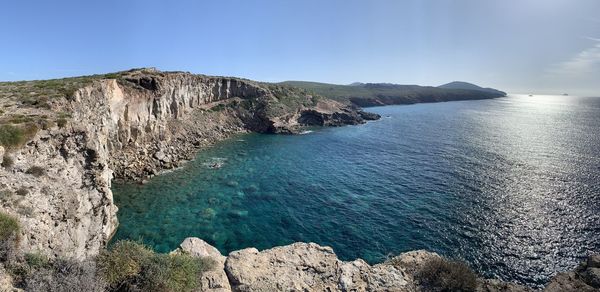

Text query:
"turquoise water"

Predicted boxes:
[[112, 95, 600, 287]]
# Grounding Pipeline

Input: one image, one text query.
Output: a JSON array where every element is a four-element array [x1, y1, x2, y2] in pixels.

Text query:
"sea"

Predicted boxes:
[[111, 94, 600, 287]]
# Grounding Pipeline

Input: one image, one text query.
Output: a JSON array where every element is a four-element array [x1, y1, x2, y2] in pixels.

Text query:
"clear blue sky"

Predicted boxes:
[[1, 0, 599, 95]]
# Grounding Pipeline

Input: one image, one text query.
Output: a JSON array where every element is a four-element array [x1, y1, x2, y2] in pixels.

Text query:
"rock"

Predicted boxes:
[[581, 267, 600, 288], [477, 279, 533, 292], [358, 110, 381, 121], [173, 237, 231, 292], [544, 272, 597, 292], [388, 249, 442, 275], [153, 150, 168, 162], [588, 255, 600, 268], [224, 242, 413, 291], [544, 254, 600, 291]]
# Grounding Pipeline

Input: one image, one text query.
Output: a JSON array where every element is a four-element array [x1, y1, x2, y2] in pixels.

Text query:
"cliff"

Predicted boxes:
[[0, 68, 378, 259]]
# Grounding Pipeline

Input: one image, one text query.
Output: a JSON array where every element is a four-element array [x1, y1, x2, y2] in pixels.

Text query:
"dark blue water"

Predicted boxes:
[[112, 95, 600, 287]]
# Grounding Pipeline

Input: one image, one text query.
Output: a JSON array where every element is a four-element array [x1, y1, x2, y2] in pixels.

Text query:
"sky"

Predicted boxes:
[[1, 0, 599, 96]]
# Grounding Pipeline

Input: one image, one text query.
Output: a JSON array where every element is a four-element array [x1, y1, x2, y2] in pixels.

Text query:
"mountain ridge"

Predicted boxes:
[[278, 80, 507, 107]]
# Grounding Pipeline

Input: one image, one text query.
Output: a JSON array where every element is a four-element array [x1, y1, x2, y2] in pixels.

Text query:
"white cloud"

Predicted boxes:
[[545, 38, 600, 76]]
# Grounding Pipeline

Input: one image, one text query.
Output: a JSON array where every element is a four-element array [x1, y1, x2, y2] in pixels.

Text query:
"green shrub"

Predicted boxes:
[[157, 253, 213, 292], [0, 212, 20, 261], [97, 240, 154, 286], [0, 212, 19, 241], [0, 123, 38, 149], [97, 240, 215, 292], [56, 118, 68, 128], [414, 257, 478, 292], [25, 252, 50, 269], [26, 166, 45, 177], [2, 155, 14, 168]]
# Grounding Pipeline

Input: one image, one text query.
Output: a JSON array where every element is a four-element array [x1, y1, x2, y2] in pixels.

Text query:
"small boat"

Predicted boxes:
[[562, 93, 569, 96], [528, 94, 533, 97]]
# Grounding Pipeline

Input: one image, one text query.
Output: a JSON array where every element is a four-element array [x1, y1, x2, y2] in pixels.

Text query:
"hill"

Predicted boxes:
[[278, 81, 506, 107], [438, 81, 506, 96]]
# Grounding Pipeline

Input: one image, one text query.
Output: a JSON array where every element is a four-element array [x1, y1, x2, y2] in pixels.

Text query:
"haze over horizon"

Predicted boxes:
[[1, 0, 599, 96]]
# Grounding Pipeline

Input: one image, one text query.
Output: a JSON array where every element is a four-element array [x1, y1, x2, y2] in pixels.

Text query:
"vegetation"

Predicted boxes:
[[25, 166, 45, 177], [1, 155, 14, 168], [15, 187, 28, 196], [277, 81, 505, 107], [56, 118, 67, 128], [0, 212, 20, 242], [3, 239, 214, 291], [415, 257, 478, 292], [24, 258, 106, 292], [0, 123, 38, 149], [0, 212, 20, 261], [97, 240, 215, 292]]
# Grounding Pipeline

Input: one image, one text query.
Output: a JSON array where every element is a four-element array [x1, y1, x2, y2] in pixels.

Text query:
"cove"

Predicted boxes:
[[111, 95, 600, 287]]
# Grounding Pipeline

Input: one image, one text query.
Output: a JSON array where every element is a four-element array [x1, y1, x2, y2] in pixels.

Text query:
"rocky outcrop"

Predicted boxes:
[[224, 242, 413, 291], [0, 68, 378, 260], [176, 238, 567, 292], [544, 254, 600, 292]]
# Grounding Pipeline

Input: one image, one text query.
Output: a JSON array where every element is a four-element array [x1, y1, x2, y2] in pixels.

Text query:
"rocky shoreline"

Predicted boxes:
[[169, 237, 600, 291]]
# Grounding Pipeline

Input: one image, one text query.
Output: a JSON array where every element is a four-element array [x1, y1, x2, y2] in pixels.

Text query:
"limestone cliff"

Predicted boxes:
[[0, 68, 379, 259]]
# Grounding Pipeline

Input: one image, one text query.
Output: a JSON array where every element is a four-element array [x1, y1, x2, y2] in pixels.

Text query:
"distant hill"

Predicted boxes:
[[438, 81, 506, 96], [278, 81, 506, 107]]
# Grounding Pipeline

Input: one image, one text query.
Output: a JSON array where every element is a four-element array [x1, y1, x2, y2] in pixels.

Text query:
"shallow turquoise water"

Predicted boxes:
[[112, 95, 600, 287]]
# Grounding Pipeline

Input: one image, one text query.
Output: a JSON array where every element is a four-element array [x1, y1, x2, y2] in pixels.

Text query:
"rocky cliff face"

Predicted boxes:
[[0, 69, 379, 259]]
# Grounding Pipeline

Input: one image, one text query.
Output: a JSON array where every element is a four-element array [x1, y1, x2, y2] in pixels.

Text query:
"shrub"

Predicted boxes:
[[25, 252, 50, 269], [414, 257, 478, 292], [97, 240, 215, 292], [56, 118, 68, 128], [97, 240, 154, 287], [0, 212, 20, 261], [1, 155, 14, 168], [0, 190, 12, 201], [0, 123, 38, 149], [15, 187, 28, 196], [147, 253, 214, 292], [24, 258, 106, 292], [0, 212, 19, 241], [26, 166, 45, 177]]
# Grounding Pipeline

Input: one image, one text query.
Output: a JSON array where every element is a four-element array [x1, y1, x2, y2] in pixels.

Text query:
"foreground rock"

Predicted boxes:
[[225, 242, 413, 291], [544, 254, 600, 292], [174, 237, 552, 292]]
